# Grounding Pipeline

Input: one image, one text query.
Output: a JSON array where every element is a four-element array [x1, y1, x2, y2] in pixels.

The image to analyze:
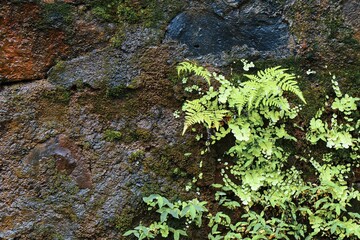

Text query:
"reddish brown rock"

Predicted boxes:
[[0, 3, 69, 82], [0, 1, 112, 83], [24, 134, 92, 189]]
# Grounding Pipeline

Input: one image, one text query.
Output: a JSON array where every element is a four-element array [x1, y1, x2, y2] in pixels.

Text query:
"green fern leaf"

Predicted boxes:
[[177, 62, 211, 85], [182, 99, 228, 134]]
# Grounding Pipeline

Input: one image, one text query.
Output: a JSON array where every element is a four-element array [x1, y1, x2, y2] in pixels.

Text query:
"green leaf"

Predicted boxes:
[[330, 222, 338, 234], [123, 230, 137, 237], [169, 209, 179, 219], [189, 205, 196, 220], [160, 211, 168, 223], [229, 123, 251, 141]]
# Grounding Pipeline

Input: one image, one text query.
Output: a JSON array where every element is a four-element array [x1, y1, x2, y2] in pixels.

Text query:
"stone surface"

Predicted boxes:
[[0, 3, 68, 82], [343, 0, 360, 41], [0, 1, 112, 83], [1, 0, 360, 239], [48, 27, 161, 88], [0, 78, 204, 239], [166, 0, 290, 58]]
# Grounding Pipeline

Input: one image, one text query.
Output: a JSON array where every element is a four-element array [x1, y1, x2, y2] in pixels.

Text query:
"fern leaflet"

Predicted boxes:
[[177, 62, 211, 85], [182, 100, 228, 135]]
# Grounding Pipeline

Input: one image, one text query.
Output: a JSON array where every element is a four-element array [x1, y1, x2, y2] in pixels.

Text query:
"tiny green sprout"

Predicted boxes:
[[184, 152, 192, 157], [241, 59, 255, 71], [173, 110, 181, 118]]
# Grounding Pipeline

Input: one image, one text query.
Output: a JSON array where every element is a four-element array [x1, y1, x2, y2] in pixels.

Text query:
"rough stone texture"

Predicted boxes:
[[343, 0, 360, 41], [48, 27, 161, 88], [283, 0, 360, 65], [0, 1, 113, 83], [1, 0, 360, 239], [166, 0, 290, 58], [0, 3, 68, 82], [0, 77, 207, 239]]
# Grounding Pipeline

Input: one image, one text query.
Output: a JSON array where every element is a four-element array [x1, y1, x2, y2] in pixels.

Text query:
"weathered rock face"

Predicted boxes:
[[0, 1, 112, 83], [0, 2, 67, 82], [166, 1, 290, 57], [47, 28, 162, 88], [0, 0, 360, 239], [0, 74, 211, 238], [343, 0, 360, 41]]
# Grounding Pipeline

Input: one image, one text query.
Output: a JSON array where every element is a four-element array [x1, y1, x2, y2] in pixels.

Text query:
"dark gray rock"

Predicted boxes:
[[166, 0, 290, 58], [47, 47, 139, 89], [47, 27, 162, 89]]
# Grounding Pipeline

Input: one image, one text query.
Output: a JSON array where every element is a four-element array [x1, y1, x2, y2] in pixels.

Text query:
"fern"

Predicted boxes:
[[244, 67, 306, 106], [177, 62, 211, 85], [182, 99, 228, 135], [180, 63, 306, 135]]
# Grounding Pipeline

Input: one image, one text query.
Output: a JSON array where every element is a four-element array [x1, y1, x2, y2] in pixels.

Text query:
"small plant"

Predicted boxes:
[[103, 129, 122, 142], [128, 150, 145, 163], [307, 76, 359, 151], [124, 194, 207, 240]]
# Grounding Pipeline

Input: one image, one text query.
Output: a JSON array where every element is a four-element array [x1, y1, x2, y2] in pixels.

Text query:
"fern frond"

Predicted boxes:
[[182, 99, 229, 134], [177, 62, 211, 85], [244, 67, 306, 105], [228, 88, 248, 114], [241, 81, 262, 110], [264, 95, 290, 110], [243, 74, 260, 82], [278, 78, 306, 104]]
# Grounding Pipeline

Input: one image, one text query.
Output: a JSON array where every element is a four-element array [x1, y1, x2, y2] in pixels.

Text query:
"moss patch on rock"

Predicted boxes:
[[38, 2, 75, 31], [87, 0, 184, 28]]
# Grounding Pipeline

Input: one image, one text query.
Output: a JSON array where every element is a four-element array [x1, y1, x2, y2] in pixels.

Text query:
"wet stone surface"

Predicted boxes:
[[166, 0, 290, 57]]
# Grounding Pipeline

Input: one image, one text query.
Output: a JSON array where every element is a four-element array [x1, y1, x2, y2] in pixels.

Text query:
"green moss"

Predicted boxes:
[[134, 128, 152, 142], [91, 5, 116, 22], [116, 2, 141, 24], [87, 0, 119, 23], [172, 167, 188, 178], [286, 0, 360, 65], [118, 127, 153, 143], [76, 89, 137, 121], [31, 224, 65, 240], [49, 173, 79, 196], [109, 31, 126, 48], [103, 129, 122, 142], [128, 150, 145, 163], [41, 86, 71, 105], [106, 84, 128, 99], [53, 60, 66, 71], [55, 206, 77, 222], [47, 61, 68, 87], [142, 139, 204, 179], [88, 0, 184, 28], [113, 206, 137, 233], [38, 2, 75, 30]]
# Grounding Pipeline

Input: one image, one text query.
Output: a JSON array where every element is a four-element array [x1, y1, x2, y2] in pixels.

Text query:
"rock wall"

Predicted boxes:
[[0, 0, 359, 239]]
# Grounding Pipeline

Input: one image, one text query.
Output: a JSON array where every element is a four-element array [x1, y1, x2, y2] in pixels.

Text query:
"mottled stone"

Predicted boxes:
[[1, 0, 359, 239], [0, 77, 198, 239], [0, 1, 112, 83], [0, 3, 69, 82], [343, 0, 360, 41], [25, 134, 92, 188], [166, 1, 290, 57], [47, 27, 161, 88]]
